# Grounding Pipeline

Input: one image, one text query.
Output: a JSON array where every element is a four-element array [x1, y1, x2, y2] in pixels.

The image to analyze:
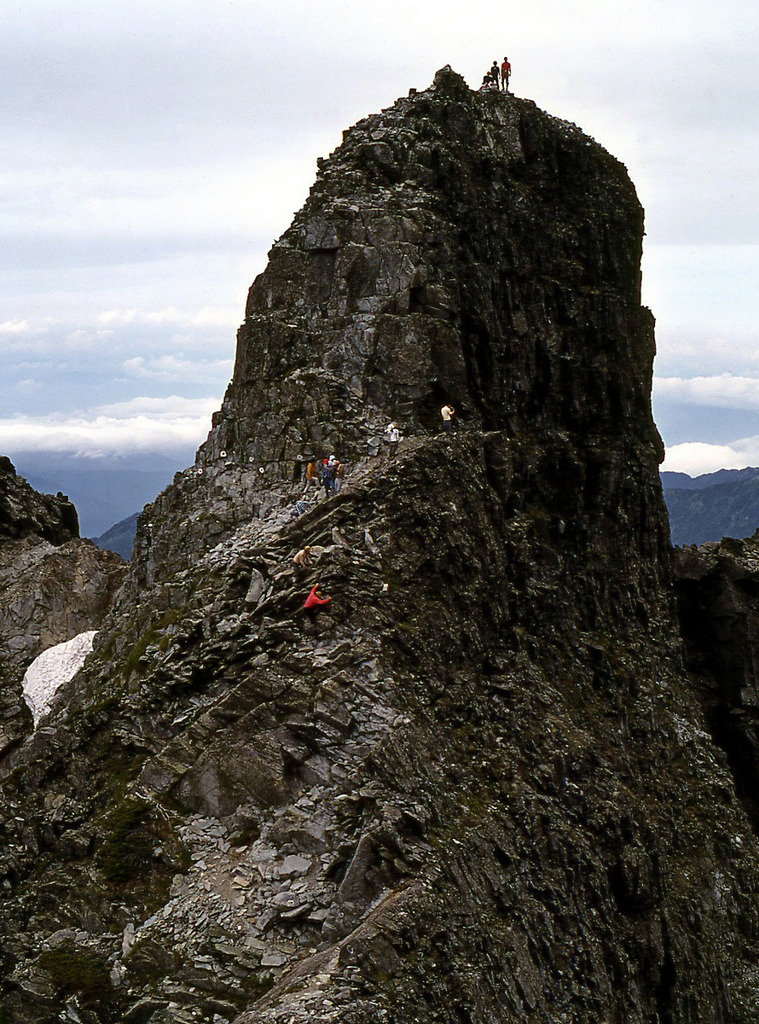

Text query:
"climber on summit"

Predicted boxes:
[[501, 57, 511, 91]]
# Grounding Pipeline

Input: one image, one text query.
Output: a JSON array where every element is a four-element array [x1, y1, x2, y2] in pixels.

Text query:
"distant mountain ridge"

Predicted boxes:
[[662, 466, 759, 545], [10, 450, 192, 538], [661, 466, 759, 491], [92, 511, 139, 560]]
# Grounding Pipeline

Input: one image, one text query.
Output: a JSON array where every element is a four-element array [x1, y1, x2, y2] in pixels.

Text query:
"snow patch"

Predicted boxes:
[[22, 631, 97, 726]]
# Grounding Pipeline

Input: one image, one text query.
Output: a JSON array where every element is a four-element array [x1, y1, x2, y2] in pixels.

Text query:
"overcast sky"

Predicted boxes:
[[1, 0, 758, 476]]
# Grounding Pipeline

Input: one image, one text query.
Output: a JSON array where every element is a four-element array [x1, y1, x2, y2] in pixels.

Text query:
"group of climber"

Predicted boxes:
[[304, 402, 459, 495], [384, 403, 457, 456], [482, 57, 511, 91], [296, 459, 340, 617], [294, 402, 458, 615], [304, 455, 345, 497]]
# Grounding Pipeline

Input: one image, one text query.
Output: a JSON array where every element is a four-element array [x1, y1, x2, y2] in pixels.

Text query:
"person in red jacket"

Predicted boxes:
[[501, 57, 511, 92], [304, 584, 332, 611]]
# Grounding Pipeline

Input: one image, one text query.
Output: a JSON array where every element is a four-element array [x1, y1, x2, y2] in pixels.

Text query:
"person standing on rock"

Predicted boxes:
[[334, 460, 345, 491], [501, 57, 511, 91], [385, 422, 400, 458], [490, 61, 500, 88], [322, 460, 334, 497], [304, 460, 319, 493], [440, 403, 455, 433]]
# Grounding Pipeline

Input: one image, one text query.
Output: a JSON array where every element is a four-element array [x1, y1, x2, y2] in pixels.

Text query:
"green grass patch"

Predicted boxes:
[[38, 944, 113, 1005], [96, 799, 155, 883], [123, 608, 185, 674]]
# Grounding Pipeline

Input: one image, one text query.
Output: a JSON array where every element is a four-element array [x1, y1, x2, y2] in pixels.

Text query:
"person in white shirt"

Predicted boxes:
[[385, 422, 400, 457], [440, 404, 455, 433]]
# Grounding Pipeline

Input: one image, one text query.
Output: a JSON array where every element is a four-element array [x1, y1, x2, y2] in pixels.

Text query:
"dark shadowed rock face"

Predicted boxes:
[[129, 66, 663, 591], [0, 458, 127, 757], [230, 68, 653, 446], [3, 69, 759, 1024], [674, 535, 759, 830]]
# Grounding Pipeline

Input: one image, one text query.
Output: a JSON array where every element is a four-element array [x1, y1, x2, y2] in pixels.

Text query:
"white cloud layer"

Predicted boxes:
[[122, 354, 234, 382], [0, 396, 218, 457], [0, 318, 54, 337], [654, 375, 759, 410], [663, 440, 759, 476], [97, 306, 237, 328]]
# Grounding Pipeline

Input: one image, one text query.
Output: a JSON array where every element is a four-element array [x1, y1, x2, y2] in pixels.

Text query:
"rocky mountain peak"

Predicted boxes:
[[131, 68, 663, 591], [228, 62, 655, 449], [5, 72, 759, 1024], [0, 455, 79, 545]]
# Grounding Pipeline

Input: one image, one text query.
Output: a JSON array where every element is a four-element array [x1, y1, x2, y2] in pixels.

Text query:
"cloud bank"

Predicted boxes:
[[0, 396, 218, 458], [655, 375, 759, 410], [662, 439, 759, 476]]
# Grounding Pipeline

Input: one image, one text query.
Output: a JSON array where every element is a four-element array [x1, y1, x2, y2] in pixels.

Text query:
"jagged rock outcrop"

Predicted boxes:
[[0, 455, 79, 546], [674, 534, 759, 830], [3, 68, 759, 1024], [128, 65, 659, 593], [0, 458, 127, 756]]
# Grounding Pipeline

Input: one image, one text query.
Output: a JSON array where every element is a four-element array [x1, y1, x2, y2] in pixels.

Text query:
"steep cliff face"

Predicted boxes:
[[0, 458, 127, 757], [129, 66, 662, 592], [2, 69, 759, 1024]]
